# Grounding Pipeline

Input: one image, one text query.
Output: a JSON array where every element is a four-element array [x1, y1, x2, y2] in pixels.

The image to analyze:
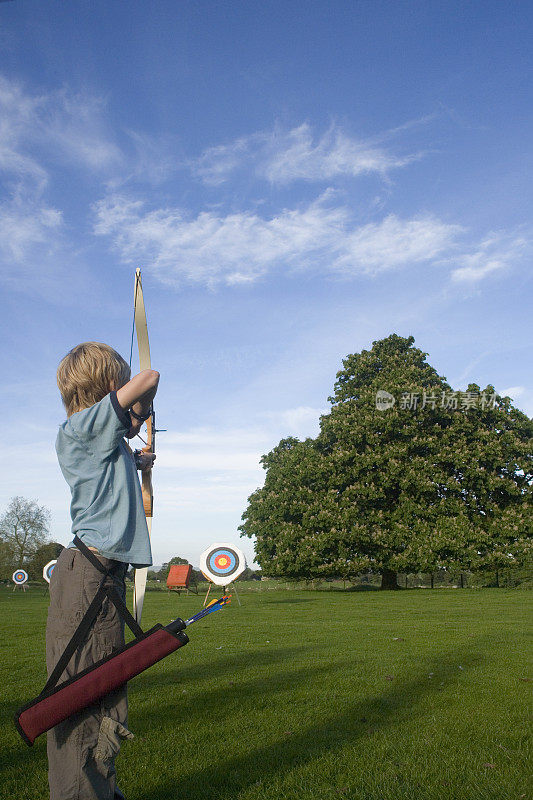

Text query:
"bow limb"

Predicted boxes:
[[132, 268, 154, 625]]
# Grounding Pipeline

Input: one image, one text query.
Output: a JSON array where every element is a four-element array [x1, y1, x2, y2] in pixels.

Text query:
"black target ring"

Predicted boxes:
[[206, 547, 241, 579]]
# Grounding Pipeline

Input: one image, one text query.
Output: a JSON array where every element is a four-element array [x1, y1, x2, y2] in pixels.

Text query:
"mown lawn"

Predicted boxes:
[[0, 585, 530, 800]]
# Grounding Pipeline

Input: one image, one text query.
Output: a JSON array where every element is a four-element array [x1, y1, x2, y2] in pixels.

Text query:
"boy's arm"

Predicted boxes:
[[116, 370, 159, 439]]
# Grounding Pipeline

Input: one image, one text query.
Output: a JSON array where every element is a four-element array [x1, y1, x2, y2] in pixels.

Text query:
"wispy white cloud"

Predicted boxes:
[[0, 76, 49, 191], [0, 198, 63, 263], [93, 191, 344, 285], [3, 74, 528, 298], [0, 191, 95, 299], [159, 409, 325, 471], [369, 112, 441, 143], [0, 75, 124, 293], [499, 385, 533, 416], [160, 428, 268, 473], [335, 214, 463, 275], [94, 191, 461, 286], [193, 122, 423, 186], [450, 231, 529, 283], [158, 479, 259, 514], [0, 74, 122, 196], [116, 130, 182, 187], [0, 195, 72, 294], [45, 92, 123, 172], [193, 136, 250, 186], [263, 406, 326, 438], [145, 425, 267, 519], [501, 385, 525, 399], [152, 409, 325, 517]]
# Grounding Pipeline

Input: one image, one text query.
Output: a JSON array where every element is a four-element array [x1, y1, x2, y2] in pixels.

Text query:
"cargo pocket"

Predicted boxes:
[[94, 716, 134, 772]]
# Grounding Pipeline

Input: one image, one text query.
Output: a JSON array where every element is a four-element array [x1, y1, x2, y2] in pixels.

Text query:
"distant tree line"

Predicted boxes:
[[0, 496, 63, 581], [144, 557, 262, 584]]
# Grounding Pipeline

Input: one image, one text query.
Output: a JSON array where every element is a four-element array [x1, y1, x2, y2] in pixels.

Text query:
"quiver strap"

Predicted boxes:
[[14, 538, 188, 745]]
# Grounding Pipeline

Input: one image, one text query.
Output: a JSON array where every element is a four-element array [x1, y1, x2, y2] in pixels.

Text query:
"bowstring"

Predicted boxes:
[[129, 272, 139, 371]]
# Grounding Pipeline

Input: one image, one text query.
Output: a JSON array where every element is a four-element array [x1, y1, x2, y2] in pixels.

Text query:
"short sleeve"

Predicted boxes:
[[68, 392, 131, 459]]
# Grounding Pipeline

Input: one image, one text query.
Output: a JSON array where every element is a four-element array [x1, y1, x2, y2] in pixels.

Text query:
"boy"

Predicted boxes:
[[48, 341, 159, 800]]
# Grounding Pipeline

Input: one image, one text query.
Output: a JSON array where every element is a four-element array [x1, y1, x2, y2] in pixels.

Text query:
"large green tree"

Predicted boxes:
[[240, 335, 532, 588]]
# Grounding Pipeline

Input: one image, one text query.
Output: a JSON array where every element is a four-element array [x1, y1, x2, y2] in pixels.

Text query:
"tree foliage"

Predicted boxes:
[[27, 542, 64, 581], [239, 567, 262, 581], [0, 540, 15, 581], [240, 335, 532, 585], [0, 497, 51, 571]]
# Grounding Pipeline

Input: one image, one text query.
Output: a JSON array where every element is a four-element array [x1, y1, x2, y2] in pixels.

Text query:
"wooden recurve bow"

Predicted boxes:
[[131, 268, 155, 625]]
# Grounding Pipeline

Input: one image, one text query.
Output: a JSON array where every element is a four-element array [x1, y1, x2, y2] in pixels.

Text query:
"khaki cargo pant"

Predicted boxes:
[[46, 547, 132, 800]]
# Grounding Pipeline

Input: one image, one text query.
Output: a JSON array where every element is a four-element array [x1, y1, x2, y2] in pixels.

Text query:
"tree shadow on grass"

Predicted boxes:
[[343, 584, 381, 592], [261, 597, 317, 604], [135, 640, 487, 800], [132, 644, 323, 694], [132, 655, 357, 725]]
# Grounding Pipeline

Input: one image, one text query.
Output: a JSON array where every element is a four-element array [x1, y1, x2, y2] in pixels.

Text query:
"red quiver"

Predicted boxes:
[[15, 536, 189, 746], [15, 623, 188, 746]]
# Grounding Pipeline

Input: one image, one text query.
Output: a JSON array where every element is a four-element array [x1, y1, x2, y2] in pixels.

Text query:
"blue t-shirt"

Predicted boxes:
[[55, 391, 153, 567]]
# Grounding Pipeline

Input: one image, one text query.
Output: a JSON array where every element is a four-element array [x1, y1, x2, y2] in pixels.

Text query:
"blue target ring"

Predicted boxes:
[[13, 569, 28, 585], [207, 548, 239, 578]]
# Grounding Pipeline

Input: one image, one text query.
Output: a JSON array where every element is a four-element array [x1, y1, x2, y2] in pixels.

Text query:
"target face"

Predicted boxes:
[[200, 543, 246, 586], [12, 569, 28, 585], [43, 560, 57, 584]]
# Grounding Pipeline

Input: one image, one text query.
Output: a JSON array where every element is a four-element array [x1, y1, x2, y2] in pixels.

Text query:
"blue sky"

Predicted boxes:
[[1, 1, 531, 567]]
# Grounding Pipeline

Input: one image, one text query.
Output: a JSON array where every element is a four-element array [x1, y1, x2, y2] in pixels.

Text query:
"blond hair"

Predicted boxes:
[[57, 342, 130, 416]]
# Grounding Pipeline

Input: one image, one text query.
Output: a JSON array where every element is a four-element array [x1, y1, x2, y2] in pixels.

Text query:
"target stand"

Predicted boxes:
[[203, 579, 241, 607], [12, 570, 29, 592], [199, 543, 246, 607]]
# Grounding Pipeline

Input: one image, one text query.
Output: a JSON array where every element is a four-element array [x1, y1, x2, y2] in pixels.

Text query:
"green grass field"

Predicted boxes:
[[0, 586, 530, 800]]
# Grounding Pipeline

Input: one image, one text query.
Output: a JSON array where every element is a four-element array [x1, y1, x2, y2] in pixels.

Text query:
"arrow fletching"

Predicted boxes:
[[185, 595, 232, 626]]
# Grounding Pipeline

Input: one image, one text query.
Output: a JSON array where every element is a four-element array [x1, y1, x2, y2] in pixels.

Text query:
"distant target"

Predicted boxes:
[[12, 569, 28, 585], [43, 560, 57, 584], [200, 543, 246, 586]]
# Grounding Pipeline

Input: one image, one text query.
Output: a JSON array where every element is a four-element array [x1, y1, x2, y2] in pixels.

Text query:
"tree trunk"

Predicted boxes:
[[380, 568, 400, 590], [430, 574, 434, 589], [460, 573, 464, 588], [405, 574, 408, 588], [495, 570, 499, 588]]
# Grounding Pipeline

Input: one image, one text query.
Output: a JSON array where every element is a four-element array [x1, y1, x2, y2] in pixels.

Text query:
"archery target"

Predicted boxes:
[[200, 543, 246, 586], [12, 569, 28, 585], [43, 560, 57, 584]]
